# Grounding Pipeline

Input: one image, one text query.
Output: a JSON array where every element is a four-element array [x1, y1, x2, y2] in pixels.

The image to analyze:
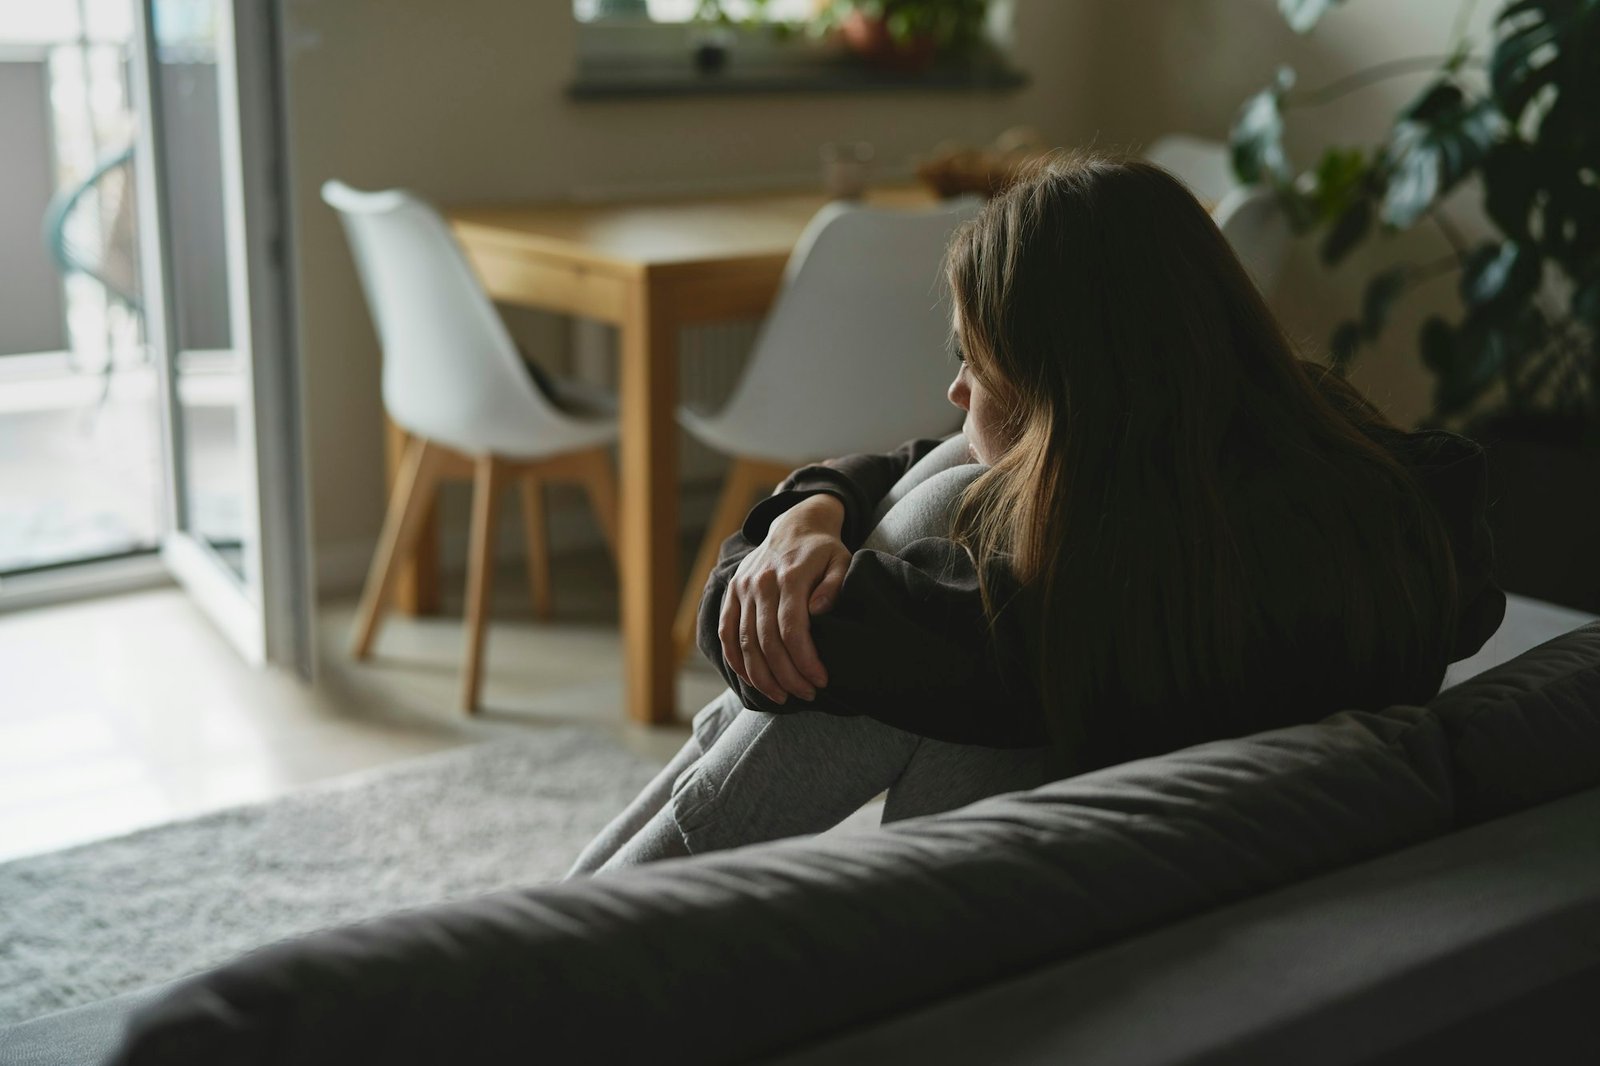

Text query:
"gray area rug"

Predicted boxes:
[[0, 729, 660, 1026]]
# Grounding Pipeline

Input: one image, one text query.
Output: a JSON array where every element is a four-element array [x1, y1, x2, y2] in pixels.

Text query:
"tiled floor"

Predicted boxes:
[[0, 545, 720, 863]]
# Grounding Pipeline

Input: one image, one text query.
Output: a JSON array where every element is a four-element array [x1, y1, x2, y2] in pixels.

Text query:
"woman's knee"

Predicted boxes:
[[670, 709, 920, 854]]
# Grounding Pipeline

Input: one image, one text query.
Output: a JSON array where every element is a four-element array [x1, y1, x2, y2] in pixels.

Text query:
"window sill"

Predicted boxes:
[[567, 61, 1029, 101]]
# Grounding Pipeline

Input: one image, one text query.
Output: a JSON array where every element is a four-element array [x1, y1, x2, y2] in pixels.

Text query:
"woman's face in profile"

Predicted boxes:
[[947, 358, 1010, 466], [948, 309, 1013, 464]]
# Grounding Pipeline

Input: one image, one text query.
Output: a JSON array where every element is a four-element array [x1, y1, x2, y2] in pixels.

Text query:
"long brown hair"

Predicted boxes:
[[946, 151, 1459, 767]]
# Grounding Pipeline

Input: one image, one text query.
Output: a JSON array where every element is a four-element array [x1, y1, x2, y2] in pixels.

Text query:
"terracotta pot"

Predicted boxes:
[[838, 9, 938, 73]]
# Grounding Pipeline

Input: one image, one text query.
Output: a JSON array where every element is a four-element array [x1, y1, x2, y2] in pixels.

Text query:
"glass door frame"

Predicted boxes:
[[129, 0, 313, 675]]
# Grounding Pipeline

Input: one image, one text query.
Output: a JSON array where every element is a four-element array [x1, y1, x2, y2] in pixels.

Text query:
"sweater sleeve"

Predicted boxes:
[[741, 437, 950, 550], [697, 535, 1047, 748]]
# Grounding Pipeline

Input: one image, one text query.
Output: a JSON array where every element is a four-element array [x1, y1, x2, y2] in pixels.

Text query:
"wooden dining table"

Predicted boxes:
[[385, 184, 937, 725]]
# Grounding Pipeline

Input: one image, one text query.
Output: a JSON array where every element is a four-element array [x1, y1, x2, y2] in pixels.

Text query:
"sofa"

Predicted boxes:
[[4, 622, 1599, 1066]]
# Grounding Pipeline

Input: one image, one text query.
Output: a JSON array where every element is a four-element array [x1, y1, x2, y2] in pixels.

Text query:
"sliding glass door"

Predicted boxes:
[[131, 0, 311, 672]]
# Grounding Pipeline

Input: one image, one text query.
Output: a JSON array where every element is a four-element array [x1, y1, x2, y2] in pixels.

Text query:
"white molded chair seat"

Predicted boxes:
[[1144, 137, 1290, 300], [321, 181, 618, 460], [1145, 133, 1238, 207], [680, 197, 980, 463], [673, 196, 982, 657], [1213, 185, 1292, 298]]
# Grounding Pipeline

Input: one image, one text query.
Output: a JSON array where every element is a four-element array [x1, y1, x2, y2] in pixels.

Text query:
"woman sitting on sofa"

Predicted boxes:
[[570, 152, 1504, 874]]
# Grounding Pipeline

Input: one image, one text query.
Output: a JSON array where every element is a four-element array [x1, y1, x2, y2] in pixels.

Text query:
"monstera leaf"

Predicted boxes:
[[1230, 67, 1296, 185], [1249, 0, 1598, 430], [1278, 0, 1345, 33], [1490, 0, 1600, 126], [1380, 82, 1501, 227], [1461, 240, 1543, 310]]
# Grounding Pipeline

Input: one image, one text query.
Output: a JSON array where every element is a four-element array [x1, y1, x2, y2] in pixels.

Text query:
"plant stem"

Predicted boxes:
[[1411, 254, 1463, 283], [1288, 54, 1486, 109], [1449, 0, 1481, 59]]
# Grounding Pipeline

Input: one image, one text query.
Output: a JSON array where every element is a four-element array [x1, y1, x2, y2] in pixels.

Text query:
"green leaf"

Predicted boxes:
[[1481, 141, 1539, 238], [1431, 316, 1506, 417], [1307, 146, 1369, 218], [1491, 1, 1565, 124], [1278, 0, 1343, 33], [1419, 315, 1456, 375], [1541, 167, 1600, 264], [1361, 266, 1410, 338], [1330, 321, 1364, 370], [1573, 264, 1600, 326], [1320, 197, 1372, 265], [1230, 67, 1296, 185], [1460, 240, 1542, 309], [1380, 84, 1501, 228]]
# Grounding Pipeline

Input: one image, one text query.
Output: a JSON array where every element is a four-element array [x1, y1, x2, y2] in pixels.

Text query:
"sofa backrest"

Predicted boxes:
[[110, 708, 1451, 1066], [1426, 622, 1600, 824], [109, 624, 1600, 1066]]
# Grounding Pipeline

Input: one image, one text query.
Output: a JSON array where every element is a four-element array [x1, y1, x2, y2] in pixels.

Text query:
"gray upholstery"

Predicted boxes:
[[1428, 622, 1600, 823], [773, 784, 1600, 1066], [8, 625, 1597, 1066], [107, 708, 1450, 1066]]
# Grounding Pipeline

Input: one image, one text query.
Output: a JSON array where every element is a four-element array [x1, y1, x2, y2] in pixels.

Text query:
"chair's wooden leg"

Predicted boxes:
[[518, 475, 553, 621], [385, 418, 441, 616], [577, 446, 621, 565], [672, 456, 789, 665], [350, 437, 445, 660], [461, 455, 506, 714]]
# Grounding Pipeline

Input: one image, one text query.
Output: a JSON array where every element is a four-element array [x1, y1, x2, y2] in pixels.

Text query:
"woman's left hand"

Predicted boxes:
[[719, 494, 851, 705]]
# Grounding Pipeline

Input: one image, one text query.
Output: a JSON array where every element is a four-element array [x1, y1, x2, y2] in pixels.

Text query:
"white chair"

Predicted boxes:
[[673, 197, 982, 659], [322, 180, 621, 713], [1213, 185, 1292, 299], [1145, 133, 1238, 207]]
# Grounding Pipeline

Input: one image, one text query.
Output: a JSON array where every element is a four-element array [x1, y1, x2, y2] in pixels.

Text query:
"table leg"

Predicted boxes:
[[618, 283, 680, 724], [384, 417, 441, 616]]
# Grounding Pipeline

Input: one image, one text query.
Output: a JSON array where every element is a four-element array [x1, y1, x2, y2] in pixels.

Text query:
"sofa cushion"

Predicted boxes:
[[771, 784, 1600, 1066], [1426, 622, 1600, 824], [109, 707, 1449, 1066]]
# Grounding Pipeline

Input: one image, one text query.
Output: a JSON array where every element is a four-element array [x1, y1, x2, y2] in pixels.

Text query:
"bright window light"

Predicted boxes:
[[575, 1, 819, 22]]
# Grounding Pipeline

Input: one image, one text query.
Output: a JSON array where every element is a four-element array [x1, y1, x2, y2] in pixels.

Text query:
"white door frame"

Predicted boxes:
[[130, 0, 313, 677]]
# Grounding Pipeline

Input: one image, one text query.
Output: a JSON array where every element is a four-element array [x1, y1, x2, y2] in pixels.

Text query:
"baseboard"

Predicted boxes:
[[315, 479, 723, 600]]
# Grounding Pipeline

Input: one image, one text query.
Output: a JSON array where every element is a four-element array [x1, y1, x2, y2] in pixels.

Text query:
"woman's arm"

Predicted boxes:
[[744, 437, 950, 550], [700, 532, 1047, 749], [691, 437, 952, 700]]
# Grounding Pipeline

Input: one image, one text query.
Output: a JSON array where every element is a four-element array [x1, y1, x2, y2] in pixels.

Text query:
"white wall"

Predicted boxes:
[[283, 0, 1483, 596]]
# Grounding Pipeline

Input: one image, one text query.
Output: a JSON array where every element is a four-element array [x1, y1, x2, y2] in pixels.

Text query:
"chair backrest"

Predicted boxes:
[[321, 180, 569, 456], [706, 197, 982, 462], [1214, 185, 1292, 298], [1144, 133, 1238, 206]]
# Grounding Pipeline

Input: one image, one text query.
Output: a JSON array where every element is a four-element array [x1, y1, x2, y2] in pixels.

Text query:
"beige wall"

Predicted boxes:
[[284, 0, 1484, 594], [1070, 0, 1495, 424], [285, 0, 1096, 593]]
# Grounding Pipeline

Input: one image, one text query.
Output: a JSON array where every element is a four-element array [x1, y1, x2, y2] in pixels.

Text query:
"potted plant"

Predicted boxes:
[[1230, 0, 1600, 613], [817, 0, 992, 71]]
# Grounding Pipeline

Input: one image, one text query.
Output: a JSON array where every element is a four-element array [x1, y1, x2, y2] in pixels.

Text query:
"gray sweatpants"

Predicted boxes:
[[567, 688, 1054, 876]]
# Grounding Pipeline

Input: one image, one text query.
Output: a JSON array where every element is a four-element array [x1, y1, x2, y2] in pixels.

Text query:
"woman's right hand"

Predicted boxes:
[[718, 494, 851, 705]]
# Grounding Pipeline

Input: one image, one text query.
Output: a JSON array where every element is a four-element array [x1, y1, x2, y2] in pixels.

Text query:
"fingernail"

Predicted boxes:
[[799, 688, 816, 701]]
